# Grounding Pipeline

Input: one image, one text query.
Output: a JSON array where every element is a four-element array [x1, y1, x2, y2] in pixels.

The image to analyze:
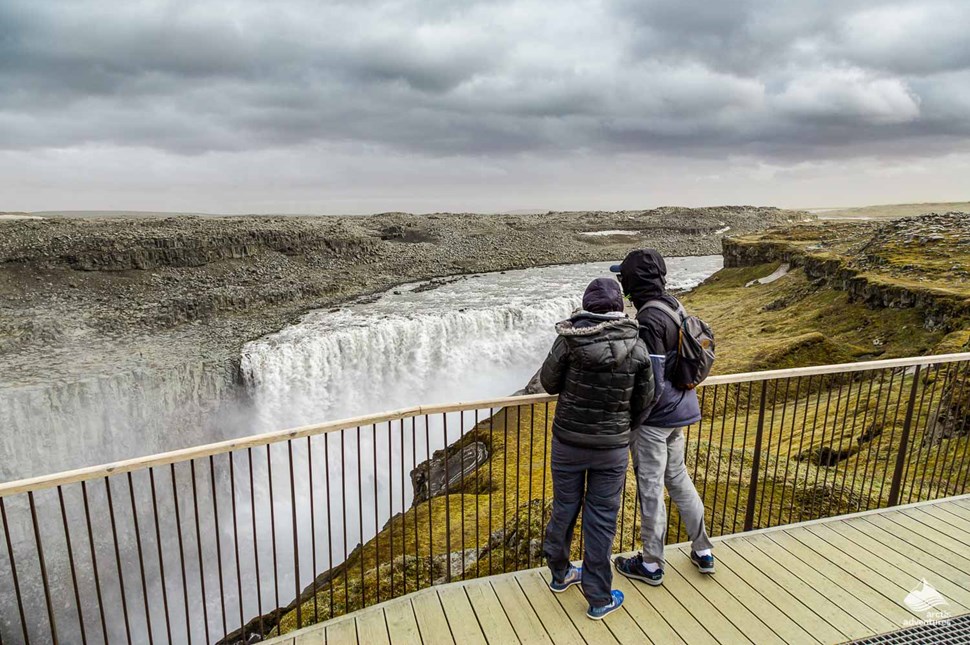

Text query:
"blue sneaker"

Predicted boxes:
[[587, 590, 624, 620], [690, 551, 715, 574], [548, 565, 582, 593], [614, 553, 664, 586]]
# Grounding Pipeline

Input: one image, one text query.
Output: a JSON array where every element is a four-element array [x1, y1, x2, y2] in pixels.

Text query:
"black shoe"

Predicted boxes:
[[690, 551, 715, 574], [614, 554, 664, 586]]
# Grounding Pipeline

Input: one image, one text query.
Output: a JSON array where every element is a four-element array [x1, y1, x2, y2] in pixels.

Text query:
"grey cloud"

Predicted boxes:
[[0, 0, 969, 162]]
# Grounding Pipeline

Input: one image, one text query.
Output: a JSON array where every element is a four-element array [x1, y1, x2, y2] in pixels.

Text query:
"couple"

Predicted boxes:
[[540, 248, 714, 620]]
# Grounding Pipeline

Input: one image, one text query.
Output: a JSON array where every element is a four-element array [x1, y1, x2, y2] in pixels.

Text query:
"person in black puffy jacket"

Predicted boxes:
[[539, 277, 654, 620]]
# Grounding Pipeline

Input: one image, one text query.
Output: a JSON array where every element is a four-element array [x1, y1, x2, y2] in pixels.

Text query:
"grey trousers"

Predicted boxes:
[[543, 438, 628, 606], [632, 424, 713, 566]]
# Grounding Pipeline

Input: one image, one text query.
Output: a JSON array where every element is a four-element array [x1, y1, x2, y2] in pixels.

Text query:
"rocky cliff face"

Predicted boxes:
[[723, 212, 970, 332]]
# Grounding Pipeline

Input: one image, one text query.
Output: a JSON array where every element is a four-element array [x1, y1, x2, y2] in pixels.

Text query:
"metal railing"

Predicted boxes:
[[1, 353, 968, 644]]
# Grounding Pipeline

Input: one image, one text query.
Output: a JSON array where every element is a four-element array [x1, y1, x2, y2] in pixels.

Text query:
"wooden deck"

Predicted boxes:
[[270, 495, 970, 644]]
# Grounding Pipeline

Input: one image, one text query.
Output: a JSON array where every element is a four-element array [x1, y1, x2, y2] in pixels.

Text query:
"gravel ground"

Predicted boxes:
[[0, 207, 805, 387]]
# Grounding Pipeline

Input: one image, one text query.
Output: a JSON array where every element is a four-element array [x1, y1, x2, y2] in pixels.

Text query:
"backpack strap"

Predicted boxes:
[[638, 299, 685, 326]]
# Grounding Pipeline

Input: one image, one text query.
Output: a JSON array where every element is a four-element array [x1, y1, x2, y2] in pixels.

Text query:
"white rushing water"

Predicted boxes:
[[241, 256, 723, 430], [1, 256, 723, 644]]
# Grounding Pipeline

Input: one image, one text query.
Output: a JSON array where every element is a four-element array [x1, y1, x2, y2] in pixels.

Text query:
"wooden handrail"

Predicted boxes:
[[1, 352, 967, 498]]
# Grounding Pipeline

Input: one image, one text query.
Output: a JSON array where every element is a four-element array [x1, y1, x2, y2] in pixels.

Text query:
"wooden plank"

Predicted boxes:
[[913, 503, 970, 537], [882, 510, 970, 560], [533, 569, 625, 645], [764, 531, 912, 628], [718, 538, 867, 642], [295, 627, 326, 645], [325, 617, 358, 645], [490, 577, 555, 645], [514, 571, 586, 645], [653, 556, 752, 644], [437, 585, 488, 645], [411, 589, 456, 645], [784, 528, 918, 620], [465, 581, 520, 644], [860, 513, 970, 571], [829, 519, 970, 610], [710, 541, 840, 643], [805, 523, 969, 613], [356, 608, 390, 645], [614, 566, 719, 645], [609, 572, 685, 645], [383, 598, 422, 645], [742, 533, 896, 635], [937, 500, 970, 523]]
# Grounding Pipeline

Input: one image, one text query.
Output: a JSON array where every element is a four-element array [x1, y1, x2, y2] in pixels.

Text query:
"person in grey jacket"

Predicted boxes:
[[539, 277, 654, 620], [612, 249, 716, 586]]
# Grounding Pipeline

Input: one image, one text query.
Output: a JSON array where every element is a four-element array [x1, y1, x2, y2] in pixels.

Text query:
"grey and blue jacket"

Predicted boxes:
[[618, 249, 702, 429]]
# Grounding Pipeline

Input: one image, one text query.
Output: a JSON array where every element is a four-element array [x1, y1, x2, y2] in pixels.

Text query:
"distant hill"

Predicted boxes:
[[805, 201, 970, 220]]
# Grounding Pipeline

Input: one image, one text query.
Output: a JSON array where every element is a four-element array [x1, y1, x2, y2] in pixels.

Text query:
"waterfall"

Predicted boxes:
[[0, 256, 724, 643]]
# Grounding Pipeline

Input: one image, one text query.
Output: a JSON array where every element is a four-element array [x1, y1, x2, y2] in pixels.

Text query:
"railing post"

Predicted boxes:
[[743, 382, 768, 532], [888, 364, 922, 507]]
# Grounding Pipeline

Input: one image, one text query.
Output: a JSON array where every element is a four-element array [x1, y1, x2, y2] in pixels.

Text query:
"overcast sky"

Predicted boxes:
[[2, 0, 969, 214]]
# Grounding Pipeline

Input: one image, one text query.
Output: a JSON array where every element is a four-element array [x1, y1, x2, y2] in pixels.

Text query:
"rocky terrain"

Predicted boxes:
[[0, 207, 800, 389]]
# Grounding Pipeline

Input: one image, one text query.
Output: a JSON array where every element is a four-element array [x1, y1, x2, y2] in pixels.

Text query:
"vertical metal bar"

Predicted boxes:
[[460, 410, 467, 580], [875, 368, 906, 506], [2, 497, 31, 645], [944, 363, 970, 494], [57, 487, 87, 645], [208, 456, 227, 638], [106, 477, 133, 645], [410, 417, 418, 591], [125, 473, 154, 645], [743, 383, 768, 532], [475, 408, 482, 580], [787, 375, 814, 525], [488, 408, 495, 576], [847, 371, 878, 511], [309, 437, 319, 620], [340, 430, 349, 613], [372, 424, 380, 604], [862, 369, 891, 508], [732, 381, 755, 532], [807, 373, 833, 519], [759, 378, 786, 524], [229, 454, 245, 634], [189, 461, 209, 641], [442, 413, 451, 584], [246, 449, 263, 638], [357, 426, 365, 608], [28, 492, 58, 644], [81, 481, 108, 643], [148, 470, 174, 645], [526, 406, 535, 568], [514, 406, 522, 563], [774, 377, 800, 528], [719, 383, 742, 534], [168, 464, 192, 645], [287, 440, 302, 628], [834, 372, 865, 510], [324, 435, 334, 619], [709, 383, 731, 536], [540, 403, 549, 552], [888, 365, 923, 506], [266, 445, 281, 623], [907, 364, 940, 503], [700, 384, 718, 531], [388, 421, 394, 594], [502, 408, 509, 572], [916, 364, 950, 502], [425, 415, 433, 584]]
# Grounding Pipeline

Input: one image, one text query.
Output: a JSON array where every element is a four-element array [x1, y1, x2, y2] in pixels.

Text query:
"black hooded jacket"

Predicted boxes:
[[539, 312, 654, 449], [617, 248, 702, 428]]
